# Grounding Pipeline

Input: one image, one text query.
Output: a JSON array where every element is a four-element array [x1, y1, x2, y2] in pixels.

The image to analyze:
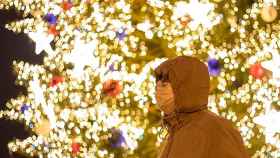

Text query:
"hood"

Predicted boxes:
[[155, 56, 210, 113]]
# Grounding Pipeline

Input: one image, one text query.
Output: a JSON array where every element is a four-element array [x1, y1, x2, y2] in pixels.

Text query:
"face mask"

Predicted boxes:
[[156, 81, 175, 115]]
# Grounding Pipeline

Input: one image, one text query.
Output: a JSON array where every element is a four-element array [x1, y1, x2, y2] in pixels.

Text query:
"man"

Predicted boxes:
[[155, 56, 249, 158]]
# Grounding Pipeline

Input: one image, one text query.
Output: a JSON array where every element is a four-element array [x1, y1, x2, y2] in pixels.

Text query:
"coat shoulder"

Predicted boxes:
[[194, 110, 250, 158], [196, 110, 237, 132]]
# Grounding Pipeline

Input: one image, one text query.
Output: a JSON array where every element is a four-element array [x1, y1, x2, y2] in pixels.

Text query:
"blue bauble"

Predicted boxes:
[[116, 29, 126, 40], [29, 123, 34, 128], [207, 58, 221, 76], [20, 104, 30, 113], [44, 13, 57, 25], [109, 128, 126, 148]]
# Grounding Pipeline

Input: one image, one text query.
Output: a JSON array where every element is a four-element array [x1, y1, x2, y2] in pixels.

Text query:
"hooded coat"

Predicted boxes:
[[155, 56, 250, 158]]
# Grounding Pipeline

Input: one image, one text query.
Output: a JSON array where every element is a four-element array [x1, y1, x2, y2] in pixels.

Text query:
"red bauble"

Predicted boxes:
[[62, 1, 73, 11], [250, 63, 265, 79], [71, 142, 80, 154], [102, 79, 122, 97], [50, 76, 64, 87], [48, 25, 59, 36]]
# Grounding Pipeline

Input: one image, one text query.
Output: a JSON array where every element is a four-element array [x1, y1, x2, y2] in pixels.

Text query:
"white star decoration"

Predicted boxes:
[[254, 109, 280, 146], [173, 0, 215, 30], [30, 78, 57, 128], [28, 28, 55, 56], [64, 38, 99, 78], [261, 50, 280, 87]]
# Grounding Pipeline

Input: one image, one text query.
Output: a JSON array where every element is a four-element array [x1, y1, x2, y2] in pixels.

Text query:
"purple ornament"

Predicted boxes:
[[109, 128, 126, 148], [44, 13, 57, 25], [116, 29, 126, 40], [109, 64, 114, 71], [20, 104, 30, 113], [109, 63, 116, 71], [207, 58, 221, 76]]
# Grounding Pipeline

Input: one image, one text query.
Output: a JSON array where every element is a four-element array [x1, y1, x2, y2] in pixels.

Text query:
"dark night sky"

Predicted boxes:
[[0, 9, 44, 158]]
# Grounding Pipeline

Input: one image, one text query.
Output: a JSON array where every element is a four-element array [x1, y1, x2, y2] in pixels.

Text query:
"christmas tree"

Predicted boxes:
[[0, 0, 280, 157]]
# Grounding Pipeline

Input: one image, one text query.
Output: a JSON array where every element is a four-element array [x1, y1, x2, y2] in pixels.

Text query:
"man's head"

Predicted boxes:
[[154, 56, 210, 114]]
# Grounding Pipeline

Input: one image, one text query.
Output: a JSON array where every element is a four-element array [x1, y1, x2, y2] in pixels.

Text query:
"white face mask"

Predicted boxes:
[[156, 81, 175, 115]]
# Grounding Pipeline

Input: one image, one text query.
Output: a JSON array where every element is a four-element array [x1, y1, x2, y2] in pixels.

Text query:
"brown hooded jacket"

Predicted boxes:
[[155, 56, 250, 158]]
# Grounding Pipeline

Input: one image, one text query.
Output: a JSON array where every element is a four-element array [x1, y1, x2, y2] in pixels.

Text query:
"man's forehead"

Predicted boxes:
[[155, 60, 172, 75]]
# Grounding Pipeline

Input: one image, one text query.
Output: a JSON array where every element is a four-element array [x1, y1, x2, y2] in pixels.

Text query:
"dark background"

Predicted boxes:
[[0, 9, 44, 158]]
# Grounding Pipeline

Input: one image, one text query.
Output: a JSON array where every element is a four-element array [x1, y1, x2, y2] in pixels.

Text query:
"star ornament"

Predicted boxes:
[[64, 39, 99, 77], [173, 0, 215, 30], [30, 78, 57, 128], [28, 28, 55, 56], [254, 109, 280, 144], [261, 50, 280, 87]]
